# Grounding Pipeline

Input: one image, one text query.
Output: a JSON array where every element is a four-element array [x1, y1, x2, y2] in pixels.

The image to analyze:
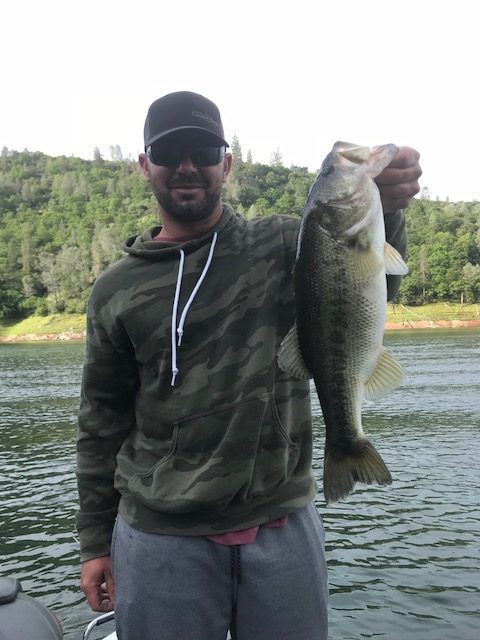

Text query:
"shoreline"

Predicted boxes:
[[1, 320, 479, 343], [0, 331, 86, 343], [385, 319, 480, 330]]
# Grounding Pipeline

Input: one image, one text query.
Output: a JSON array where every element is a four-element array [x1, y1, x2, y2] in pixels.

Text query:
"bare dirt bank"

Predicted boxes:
[[1, 321, 479, 343], [385, 319, 480, 330], [0, 331, 86, 343]]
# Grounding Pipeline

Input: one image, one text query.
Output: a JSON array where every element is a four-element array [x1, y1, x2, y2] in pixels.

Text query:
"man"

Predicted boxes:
[[76, 91, 422, 640]]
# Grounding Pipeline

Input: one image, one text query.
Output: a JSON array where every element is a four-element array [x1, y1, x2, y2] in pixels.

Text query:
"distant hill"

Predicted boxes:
[[0, 147, 479, 320]]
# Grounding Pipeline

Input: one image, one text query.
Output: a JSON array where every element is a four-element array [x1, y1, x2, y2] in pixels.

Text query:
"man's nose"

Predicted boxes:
[[176, 154, 196, 172]]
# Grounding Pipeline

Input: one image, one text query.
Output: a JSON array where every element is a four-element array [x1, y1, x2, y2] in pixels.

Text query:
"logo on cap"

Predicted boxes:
[[192, 109, 220, 128]]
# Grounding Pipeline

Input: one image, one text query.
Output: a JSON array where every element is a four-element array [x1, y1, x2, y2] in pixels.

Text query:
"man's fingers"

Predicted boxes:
[[80, 556, 115, 612], [375, 145, 422, 213], [385, 146, 421, 169], [375, 165, 423, 186], [377, 180, 422, 200], [83, 578, 114, 612], [82, 583, 108, 612], [83, 585, 114, 612], [381, 195, 415, 213], [103, 577, 115, 604]]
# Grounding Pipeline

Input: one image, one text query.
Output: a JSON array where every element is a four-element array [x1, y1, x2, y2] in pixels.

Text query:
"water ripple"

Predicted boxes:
[[1, 335, 479, 639]]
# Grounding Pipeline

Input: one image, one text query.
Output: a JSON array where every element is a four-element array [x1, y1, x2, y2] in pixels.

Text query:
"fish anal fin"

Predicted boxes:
[[323, 438, 392, 504], [385, 242, 408, 275], [277, 323, 311, 380], [364, 347, 404, 401]]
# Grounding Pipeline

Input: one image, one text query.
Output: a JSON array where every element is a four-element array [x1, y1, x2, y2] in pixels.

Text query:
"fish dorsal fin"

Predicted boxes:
[[277, 323, 311, 380], [364, 347, 404, 401], [384, 242, 409, 276]]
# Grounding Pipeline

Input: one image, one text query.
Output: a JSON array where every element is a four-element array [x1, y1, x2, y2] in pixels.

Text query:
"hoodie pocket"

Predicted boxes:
[[128, 393, 300, 514]]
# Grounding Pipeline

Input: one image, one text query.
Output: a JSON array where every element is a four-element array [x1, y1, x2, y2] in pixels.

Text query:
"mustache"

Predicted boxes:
[[168, 173, 208, 188]]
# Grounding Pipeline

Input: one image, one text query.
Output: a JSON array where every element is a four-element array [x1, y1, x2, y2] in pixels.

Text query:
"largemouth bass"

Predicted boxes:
[[278, 141, 408, 504]]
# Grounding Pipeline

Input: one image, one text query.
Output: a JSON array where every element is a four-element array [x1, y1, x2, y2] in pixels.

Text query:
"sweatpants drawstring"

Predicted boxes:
[[230, 544, 242, 584], [230, 545, 242, 640]]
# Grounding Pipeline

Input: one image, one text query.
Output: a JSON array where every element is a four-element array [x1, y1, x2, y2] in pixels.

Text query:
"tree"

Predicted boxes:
[[230, 135, 243, 164], [270, 148, 283, 167], [224, 135, 244, 208], [109, 145, 124, 161], [91, 223, 123, 278], [38, 252, 61, 311], [418, 245, 430, 304], [1, 148, 479, 318], [462, 263, 480, 302]]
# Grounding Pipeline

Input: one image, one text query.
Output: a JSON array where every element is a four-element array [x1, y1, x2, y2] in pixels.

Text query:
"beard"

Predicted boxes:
[[151, 172, 223, 223]]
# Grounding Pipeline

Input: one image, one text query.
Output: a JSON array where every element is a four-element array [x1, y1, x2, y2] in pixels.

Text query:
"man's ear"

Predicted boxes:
[[138, 153, 150, 178], [223, 153, 233, 182]]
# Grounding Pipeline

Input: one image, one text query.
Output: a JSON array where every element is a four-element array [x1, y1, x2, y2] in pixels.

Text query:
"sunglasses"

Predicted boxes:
[[146, 144, 226, 167]]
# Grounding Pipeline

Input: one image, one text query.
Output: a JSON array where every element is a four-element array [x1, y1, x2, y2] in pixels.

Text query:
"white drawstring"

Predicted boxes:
[[177, 232, 218, 346], [170, 232, 218, 386], [171, 249, 185, 386]]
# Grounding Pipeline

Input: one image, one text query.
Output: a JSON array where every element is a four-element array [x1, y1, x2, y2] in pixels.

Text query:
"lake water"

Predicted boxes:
[[0, 331, 479, 640]]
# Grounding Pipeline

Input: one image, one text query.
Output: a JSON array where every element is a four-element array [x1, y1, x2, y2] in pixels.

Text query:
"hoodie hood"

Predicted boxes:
[[122, 205, 238, 386], [123, 205, 237, 260]]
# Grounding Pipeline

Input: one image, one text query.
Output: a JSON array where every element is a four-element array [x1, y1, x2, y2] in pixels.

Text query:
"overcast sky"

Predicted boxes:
[[1, 0, 478, 202]]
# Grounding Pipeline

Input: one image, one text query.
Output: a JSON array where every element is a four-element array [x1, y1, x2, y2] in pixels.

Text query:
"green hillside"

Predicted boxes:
[[1, 144, 479, 325]]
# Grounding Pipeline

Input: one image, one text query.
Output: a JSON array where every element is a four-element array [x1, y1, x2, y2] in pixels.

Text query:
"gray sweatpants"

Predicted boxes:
[[112, 502, 328, 640]]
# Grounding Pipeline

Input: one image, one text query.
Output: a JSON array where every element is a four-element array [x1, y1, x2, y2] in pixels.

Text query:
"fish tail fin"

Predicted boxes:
[[323, 439, 392, 504]]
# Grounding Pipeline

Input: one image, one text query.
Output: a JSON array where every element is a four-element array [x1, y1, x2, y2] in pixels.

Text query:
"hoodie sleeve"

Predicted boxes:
[[384, 210, 407, 301], [75, 293, 139, 562]]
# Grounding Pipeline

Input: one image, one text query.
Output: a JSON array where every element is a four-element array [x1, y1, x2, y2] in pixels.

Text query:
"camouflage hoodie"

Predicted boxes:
[[76, 205, 406, 561]]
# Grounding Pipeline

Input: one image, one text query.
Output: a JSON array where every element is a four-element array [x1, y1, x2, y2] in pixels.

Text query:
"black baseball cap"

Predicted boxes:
[[143, 91, 229, 149]]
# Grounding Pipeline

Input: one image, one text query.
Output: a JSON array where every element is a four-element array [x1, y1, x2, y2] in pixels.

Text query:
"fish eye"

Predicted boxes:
[[320, 163, 334, 177]]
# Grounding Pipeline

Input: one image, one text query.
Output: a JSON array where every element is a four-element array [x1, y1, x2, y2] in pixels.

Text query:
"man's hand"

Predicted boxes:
[[375, 146, 422, 213], [80, 556, 115, 612]]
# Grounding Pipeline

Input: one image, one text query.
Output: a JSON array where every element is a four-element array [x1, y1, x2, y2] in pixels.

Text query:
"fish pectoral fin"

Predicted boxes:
[[384, 242, 409, 275], [364, 347, 404, 401], [277, 323, 311, 380], [353, 245, 384, 278]]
